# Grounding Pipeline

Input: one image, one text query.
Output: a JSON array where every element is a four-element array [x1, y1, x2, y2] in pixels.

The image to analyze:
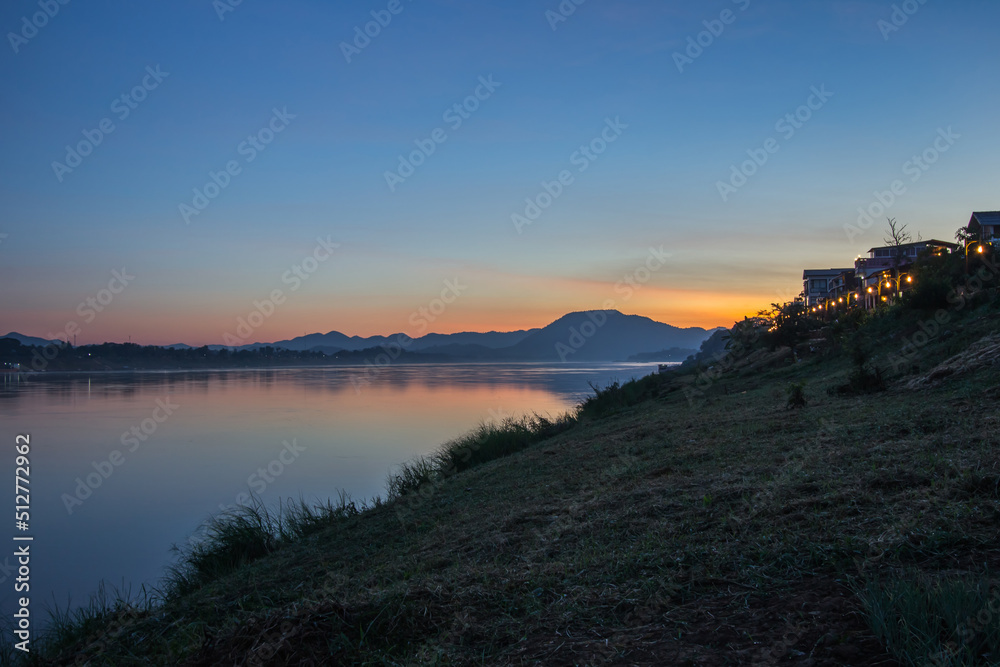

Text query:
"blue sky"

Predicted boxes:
[[1, 0, 998, 344]]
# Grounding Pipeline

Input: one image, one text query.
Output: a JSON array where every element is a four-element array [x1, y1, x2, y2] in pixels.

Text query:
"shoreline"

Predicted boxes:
[[1, 360, 679, 377]]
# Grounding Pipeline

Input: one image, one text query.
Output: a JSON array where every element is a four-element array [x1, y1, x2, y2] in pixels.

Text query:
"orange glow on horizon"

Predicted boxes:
[[8, 281, 781, 346], [9, 293, 777, 347]]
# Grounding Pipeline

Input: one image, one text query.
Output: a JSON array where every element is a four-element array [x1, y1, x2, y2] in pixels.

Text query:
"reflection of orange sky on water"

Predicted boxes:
[[10, 368, 594, 505], [173, 372, 578, 445], [45, 369, 582, 460], [7, 370, 581, 464]]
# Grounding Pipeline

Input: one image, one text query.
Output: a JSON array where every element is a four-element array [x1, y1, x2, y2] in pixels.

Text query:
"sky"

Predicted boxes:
[[1, 0, 998, 345]]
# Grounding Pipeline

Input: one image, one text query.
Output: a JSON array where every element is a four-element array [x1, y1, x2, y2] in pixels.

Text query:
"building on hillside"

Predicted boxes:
[[853, 239, 955, 308], [828, 269, 859, 302], [802, 268, 854, 306], [968, 211, 1000, 247], [855, 239, 956, 284]]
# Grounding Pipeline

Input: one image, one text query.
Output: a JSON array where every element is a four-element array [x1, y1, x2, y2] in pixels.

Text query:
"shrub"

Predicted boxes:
[[832, 344, 887, 395], [786, 382, 807, 409]]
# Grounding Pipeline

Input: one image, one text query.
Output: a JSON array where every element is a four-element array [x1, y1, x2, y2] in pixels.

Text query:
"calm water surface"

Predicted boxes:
[[0, 362, 665, 620]]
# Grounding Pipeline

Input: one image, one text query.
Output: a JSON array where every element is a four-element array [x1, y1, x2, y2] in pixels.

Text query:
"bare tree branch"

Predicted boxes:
[[882, 217, 912, 247]]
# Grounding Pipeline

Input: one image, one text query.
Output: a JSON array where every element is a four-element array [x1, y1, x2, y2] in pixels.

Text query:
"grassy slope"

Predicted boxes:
[[33, 308, 1000, 665]]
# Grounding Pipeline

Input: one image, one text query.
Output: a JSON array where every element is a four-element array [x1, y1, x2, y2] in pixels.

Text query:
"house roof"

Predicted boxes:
[[970, 211, 1000, 227], [865, 239, 958, 253], [803, 268, 853, 278]]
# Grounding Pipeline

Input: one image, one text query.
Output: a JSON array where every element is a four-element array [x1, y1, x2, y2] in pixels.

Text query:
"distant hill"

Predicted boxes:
[[408, 330, 538, 351], [254, 312, 712, 362], [1, 332, 63, 347], [4, 312, 718, 364], [255, 329, 538, 353], [500, 311, 712, 362]]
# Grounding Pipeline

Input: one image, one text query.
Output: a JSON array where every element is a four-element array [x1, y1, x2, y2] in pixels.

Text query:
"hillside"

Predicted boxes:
[[20, 301, 1000, 665]]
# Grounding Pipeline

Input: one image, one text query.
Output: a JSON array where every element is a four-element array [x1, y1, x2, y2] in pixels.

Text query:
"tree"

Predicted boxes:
[[955, 225, 976, 245], [883, 216, 912, 247], [763, 301, 815, 360], [883, 217, 912, 296], [724, 314, 769, 354]]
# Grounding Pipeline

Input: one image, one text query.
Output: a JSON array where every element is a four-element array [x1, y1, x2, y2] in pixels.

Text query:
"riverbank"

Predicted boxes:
[[16, 301, 1000, 665]]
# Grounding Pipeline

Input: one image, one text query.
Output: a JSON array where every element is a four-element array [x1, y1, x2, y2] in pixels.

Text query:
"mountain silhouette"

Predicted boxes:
[[5, 311, 717, 363], [499, 311, 711, 361], [238, 311, 712, 362], [257, 329, 538, 353], [1, 332, 64, 347]]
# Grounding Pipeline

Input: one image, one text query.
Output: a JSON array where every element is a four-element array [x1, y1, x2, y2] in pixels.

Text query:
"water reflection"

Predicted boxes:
[[0, 363, 663, 622]]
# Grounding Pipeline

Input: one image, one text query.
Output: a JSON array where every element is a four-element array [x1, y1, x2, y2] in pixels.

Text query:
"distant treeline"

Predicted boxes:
[[625, 347, 698, 362], [0, 339, 439, 372]]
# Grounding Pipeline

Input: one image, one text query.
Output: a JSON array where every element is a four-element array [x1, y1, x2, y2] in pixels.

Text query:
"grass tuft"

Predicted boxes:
[[387, 413, 576, 500], [9, 581, 153, 666], [165, 491, 366, 598], [854, 572, 1000, 666], [577, 377, 659, 419]]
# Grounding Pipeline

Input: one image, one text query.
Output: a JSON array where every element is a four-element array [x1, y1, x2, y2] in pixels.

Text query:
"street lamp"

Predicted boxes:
[[964, 239, 985, 274], [881, 272, 912, 300]]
